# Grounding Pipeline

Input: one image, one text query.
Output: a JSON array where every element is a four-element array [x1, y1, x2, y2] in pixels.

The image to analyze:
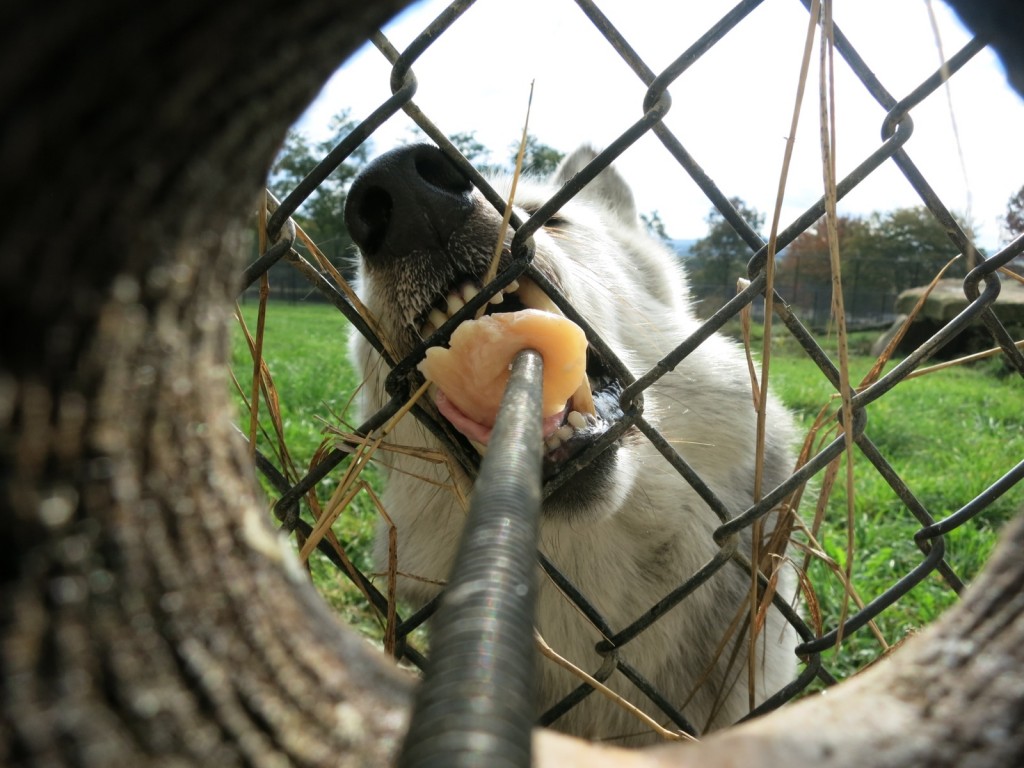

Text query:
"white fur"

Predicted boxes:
[[350, 147, 800, 745]]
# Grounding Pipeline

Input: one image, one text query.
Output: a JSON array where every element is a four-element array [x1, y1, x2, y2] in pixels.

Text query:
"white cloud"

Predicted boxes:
[[299, 0, 1024, 251]]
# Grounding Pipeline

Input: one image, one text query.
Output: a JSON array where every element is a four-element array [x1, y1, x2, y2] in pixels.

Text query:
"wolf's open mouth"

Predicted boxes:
[[414, 275, 624, 464]]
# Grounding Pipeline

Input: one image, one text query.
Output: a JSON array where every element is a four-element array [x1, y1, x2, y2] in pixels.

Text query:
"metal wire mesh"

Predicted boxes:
[[238, 0, 1024, 744]]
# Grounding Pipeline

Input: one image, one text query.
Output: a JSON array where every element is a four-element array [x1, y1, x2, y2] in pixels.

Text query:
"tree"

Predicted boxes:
[[778, 207, 973, 315], [1005, 186, 1024, 274], [688, 198, 765, 303], [405, 129, 564, 178], [1006, 184, 1024, 239], [850, 206, 969, 293], [448, 129, 494, 169], [269, 111, 371, 271], [776, 214, 870, 310], [514, 135, 565, 177], [640, 209, 672, 243]]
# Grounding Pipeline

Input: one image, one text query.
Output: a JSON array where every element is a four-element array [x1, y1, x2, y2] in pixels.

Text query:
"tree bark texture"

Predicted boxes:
[[2, 2, 414, 765], [3, 0, 1024, 767]]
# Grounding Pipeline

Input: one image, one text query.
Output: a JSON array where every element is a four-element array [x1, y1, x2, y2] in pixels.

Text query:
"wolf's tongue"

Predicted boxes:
[[418, 309, 591, 445], [434, 390, 568, 446]]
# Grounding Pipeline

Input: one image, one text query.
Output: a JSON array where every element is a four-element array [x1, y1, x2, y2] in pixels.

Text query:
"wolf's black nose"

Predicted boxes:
[[345, 144, 475, 264]]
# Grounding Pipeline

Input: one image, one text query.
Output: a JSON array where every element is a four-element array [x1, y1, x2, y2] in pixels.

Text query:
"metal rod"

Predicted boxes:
[[398, 349, 545, 768]]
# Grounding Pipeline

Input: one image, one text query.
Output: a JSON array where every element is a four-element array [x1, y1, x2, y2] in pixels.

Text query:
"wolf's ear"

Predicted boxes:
[[552, 145, 639, 227]]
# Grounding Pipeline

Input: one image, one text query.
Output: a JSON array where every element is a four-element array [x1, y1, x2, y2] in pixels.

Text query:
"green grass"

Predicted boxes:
[[231, 300, 1024, 680], [231, 300, 385, 635], [764, 341, 1024, 677], [232, 300, 359, 455]]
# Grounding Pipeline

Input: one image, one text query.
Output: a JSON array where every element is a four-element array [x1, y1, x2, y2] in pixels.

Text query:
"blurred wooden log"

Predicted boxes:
[[1, 2, 415, 765]]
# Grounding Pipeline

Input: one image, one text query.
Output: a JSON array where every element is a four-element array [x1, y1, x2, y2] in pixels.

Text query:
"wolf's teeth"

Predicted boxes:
[[505, 279, 520, 293], [567, 410, 587, 430], [427, 308, 448, 331], [420, 322, 437, 339], [514, 276, 562, 314], [461, 283, 478, 303], [488, 291, 504, 305], [446, 293, 465, 315], [543, 408, 590, 454], [571, 376, 596, 417]]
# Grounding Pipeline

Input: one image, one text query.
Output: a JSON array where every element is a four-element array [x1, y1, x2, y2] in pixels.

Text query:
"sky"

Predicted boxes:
[[297, 0, 1024, 252]]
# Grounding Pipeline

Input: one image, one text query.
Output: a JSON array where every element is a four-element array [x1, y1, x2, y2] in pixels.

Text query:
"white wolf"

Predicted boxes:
[[345, 143, 800, 745]]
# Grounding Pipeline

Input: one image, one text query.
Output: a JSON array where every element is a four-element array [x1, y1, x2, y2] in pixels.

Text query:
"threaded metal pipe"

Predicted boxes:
[[398, 349, 544, 768]]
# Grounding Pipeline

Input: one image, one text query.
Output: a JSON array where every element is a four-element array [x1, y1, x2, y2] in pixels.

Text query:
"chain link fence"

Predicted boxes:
[[237, 0, 1024, 746]]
